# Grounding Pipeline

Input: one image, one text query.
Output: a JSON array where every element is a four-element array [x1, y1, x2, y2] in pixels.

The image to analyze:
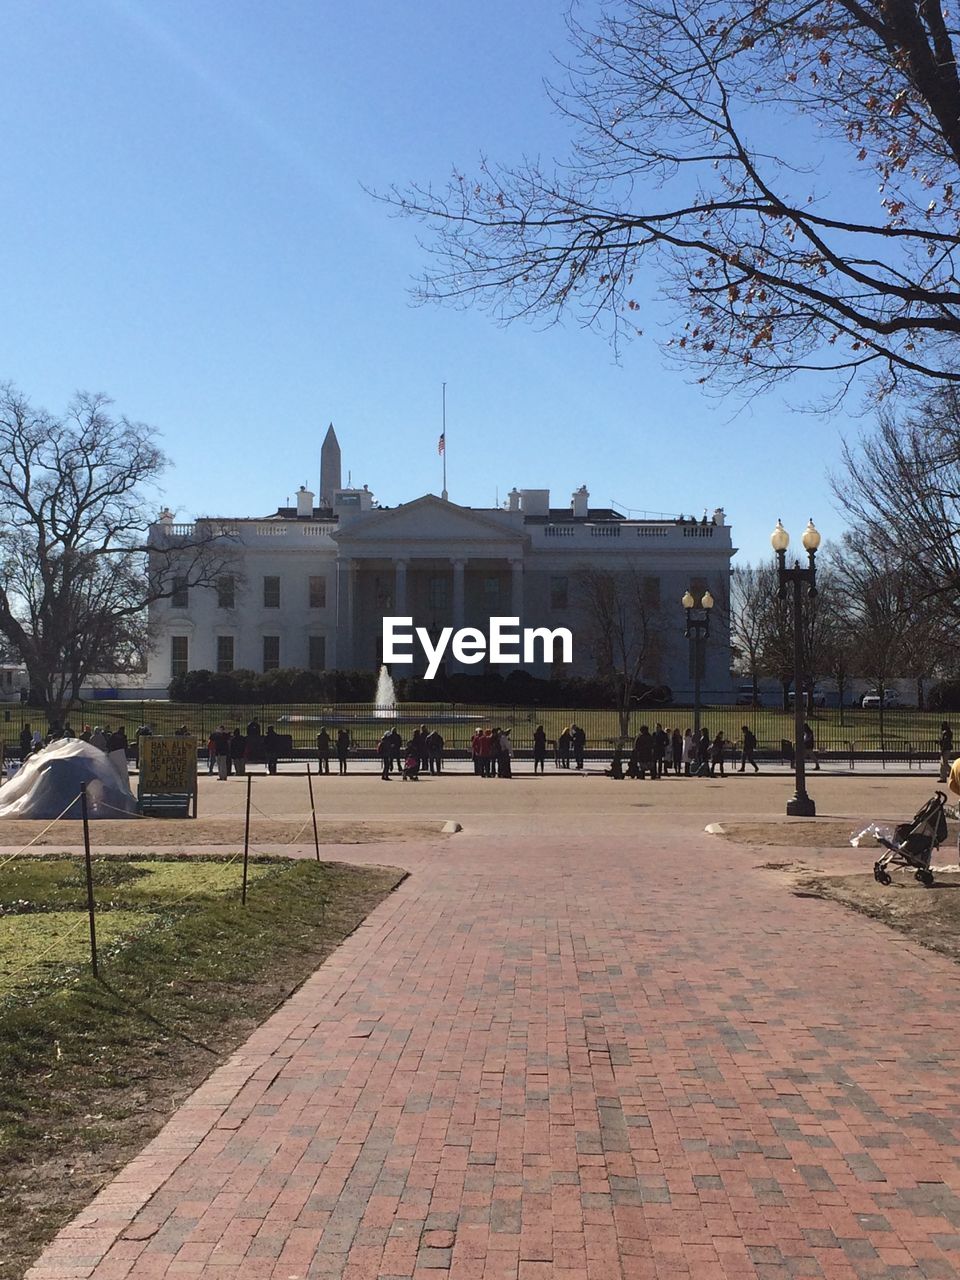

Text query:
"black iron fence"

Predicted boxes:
[[2, 700, 955, 765]]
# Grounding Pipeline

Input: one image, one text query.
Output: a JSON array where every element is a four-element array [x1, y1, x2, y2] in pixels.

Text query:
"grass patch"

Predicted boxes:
[[0, 853, 406, 1280]]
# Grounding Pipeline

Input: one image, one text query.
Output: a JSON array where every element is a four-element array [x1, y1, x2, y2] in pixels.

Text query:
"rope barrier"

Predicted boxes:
[[0, 794, 94, 871]]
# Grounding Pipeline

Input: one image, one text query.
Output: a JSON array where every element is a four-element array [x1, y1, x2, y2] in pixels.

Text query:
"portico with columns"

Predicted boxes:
[[332, 496, 527, 674]]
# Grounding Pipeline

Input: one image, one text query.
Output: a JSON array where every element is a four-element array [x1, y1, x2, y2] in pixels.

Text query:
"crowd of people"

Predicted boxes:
[[374, 724, 445, 781], [19, 720, 130, 759], [11, 716, 832, 780]]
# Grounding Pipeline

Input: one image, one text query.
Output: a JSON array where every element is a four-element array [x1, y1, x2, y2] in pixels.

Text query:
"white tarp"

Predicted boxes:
[[0, 739, 137, 820]]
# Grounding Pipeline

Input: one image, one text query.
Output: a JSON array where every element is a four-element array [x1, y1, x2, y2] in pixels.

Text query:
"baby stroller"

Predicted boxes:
[[873, 791, 948, 886], [401, 753, 420, 781]]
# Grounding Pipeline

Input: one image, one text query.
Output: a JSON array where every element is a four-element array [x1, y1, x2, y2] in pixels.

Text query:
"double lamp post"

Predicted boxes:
[[681, 518, 820, 816]]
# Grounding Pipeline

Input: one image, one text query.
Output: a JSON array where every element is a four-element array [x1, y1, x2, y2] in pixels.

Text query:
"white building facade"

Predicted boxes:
[[145, 430, 734, 700]]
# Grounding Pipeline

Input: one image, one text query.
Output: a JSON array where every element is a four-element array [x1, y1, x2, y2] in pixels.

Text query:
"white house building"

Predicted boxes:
[[145, 427, 734, 700]]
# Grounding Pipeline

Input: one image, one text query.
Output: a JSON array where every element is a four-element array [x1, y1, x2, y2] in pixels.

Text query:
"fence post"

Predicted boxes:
[[242, 773, 252, 905], [79, 782, 98, 979], [306, 761, 320, 862]]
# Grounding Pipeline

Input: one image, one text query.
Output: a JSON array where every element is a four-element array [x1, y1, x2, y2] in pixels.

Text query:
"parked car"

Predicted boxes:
[[861, 689, 901, 709], [787, 686, 827, 708]]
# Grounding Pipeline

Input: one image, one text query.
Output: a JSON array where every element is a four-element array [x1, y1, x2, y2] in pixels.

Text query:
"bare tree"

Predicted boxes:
[[0, 384, 235, 720], [384, 0, 960, 400], [578, 565, 661, 735], [730, 563, 774, 703], [835, 384, 960, 615]]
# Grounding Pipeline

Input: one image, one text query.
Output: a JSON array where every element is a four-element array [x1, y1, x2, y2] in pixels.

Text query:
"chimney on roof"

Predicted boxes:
[[572, 485, 589, 518], [296, 486, 314, 518]]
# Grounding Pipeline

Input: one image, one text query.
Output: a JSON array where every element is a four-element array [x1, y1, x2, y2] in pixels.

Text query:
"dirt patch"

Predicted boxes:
[[0, 817, 447, 848], [714, 819, 902, 848], [794, 868, 960, 964]]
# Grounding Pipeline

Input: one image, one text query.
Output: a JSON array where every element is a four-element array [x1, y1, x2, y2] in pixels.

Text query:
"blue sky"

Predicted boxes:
[[0, 0, 861, 566]]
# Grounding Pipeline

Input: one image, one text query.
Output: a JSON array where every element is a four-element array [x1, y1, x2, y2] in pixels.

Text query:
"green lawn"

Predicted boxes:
[[0, 853, 405, 1280]]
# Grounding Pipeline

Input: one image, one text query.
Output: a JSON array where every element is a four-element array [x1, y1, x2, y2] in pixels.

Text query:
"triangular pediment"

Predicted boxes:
[[333, 494, 525, 547]]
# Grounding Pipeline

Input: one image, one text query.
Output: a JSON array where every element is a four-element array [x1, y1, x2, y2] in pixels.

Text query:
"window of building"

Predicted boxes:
[[263, 635, 280, 671], [550, 575, 569, 610], [308, 575, 326, 608], [216, 635, 234, 673], [308, 635, 326, 671], [171, 635, 189, 676], [171, 576, 188, 608], [217, 575, 235, 609], [428, 576, 448, 610], [263, 576, 280, 608]]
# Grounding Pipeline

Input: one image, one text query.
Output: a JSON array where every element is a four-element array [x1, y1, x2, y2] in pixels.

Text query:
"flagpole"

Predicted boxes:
[[441, 382, 448, 501]]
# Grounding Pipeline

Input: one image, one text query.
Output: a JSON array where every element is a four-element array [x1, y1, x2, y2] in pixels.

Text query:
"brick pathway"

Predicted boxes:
[[27, 819, 960, 1280]]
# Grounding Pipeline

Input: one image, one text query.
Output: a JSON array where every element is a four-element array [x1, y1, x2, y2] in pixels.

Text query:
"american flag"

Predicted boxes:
[[438, 432, 445, 456]]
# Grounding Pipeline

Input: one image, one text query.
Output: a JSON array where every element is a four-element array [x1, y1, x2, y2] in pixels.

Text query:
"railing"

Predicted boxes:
[[589, 525, 621, 537], [682, 525, 715, 538], [543, 526, 575, 537], [636, 526, 670, 538]]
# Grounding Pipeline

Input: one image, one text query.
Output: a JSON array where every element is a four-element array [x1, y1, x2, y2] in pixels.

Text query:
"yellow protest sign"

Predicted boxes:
[[139, 736, 197, 815]]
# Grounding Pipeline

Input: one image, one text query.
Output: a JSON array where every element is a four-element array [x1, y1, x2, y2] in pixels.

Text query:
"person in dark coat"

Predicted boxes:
[[19, 723, 32, 760], [557, 727, 571, 769], [803, 722, 820, 770], [696, 727, 711, 773], [211, 724, 231, 780], [230, 728, 246, 775], [571, 724, 586, 769], [652, 724, 668, 777], [316, 726, 331, 775], [246, 718, 261, 739], [533, 724, 547, 774], [632, 726, 657, 780], [264, 726, 280, 775], [336, 729, 350, 774], [378, 730, 392, 781], [670, 727, 683, 775], [709, 731, 727, 777], [739, 725, 759, 773], [427, 730, 444, 774]]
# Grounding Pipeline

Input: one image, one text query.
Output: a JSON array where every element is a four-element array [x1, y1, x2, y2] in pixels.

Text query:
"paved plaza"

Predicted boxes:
[[25, 771, 960, 1279]]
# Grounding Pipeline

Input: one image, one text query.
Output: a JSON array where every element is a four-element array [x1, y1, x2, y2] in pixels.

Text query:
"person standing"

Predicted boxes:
[[709, 730, 727, 777], [230, 727, 246, 776], [571, 724, 586, 769], [632, 726, 657, 780], [940, 722, 954, 783], [18, 723, 32, 760], [696, 727, 711, 775], [471, 728, 484, 776], [652, 723, 668, 778], [802, 722, 820, 771], [378, 730, 392, 781], [557, 726, 571, 769], [336, 728, 350, 774], [316, 726, 331, 776], [681, 728, 695, 776], [212, 724, 230, 781], [533, 724, 547, 774], [427, 730, 444, 774], [499, 729, 513, 778], [264, 726, 280, 775], [670, 727, 683, 775], [739, 725, 759, 773]]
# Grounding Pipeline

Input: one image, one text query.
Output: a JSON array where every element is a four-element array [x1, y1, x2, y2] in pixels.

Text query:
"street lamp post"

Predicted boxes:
[[771, 518, 821, 817], [682, 589, 714, 739]]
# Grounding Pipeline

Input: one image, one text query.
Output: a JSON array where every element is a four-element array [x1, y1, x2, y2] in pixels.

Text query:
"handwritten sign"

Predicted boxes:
[[139, 736, 196, 795]]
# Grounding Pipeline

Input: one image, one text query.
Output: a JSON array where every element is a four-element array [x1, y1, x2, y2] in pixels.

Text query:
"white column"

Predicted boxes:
[[509, 558, 524, 625], [451, 558, 466, 630], [337, 557, 355, 668], [395, 558, 408, 614]]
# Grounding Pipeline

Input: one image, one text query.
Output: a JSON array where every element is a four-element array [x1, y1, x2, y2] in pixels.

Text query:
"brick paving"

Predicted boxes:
[[25, 813, 960, 1280]]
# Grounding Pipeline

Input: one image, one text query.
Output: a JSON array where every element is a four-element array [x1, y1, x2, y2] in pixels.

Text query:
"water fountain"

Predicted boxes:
[[278, 665, 476, 726]]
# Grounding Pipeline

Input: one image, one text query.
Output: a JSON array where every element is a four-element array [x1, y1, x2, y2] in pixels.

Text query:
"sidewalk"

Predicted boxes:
[[27, 813, 960, 1280]]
